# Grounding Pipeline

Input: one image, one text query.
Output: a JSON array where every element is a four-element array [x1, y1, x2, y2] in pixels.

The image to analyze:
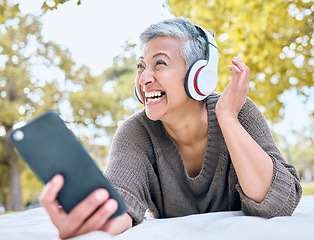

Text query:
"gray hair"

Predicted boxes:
[[139, 18, 208, 71]]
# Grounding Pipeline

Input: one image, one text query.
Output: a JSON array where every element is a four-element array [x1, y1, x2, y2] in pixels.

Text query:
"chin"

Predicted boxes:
[[146, 113, 161, 122], [145, 109, 163, 122]]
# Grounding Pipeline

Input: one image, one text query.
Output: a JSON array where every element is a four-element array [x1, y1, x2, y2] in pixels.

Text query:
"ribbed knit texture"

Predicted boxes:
[[104, 93, 302, 225]]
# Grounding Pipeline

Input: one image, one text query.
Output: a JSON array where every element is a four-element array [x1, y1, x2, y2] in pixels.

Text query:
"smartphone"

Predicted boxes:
[[9, 110, 126, 219]]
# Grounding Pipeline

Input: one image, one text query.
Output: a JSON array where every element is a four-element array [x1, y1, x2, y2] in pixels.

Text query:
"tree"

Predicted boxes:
[[0, 0, 140, 211], [69, 41, 139, 145], [282, 118, 314, 181], [40, 0, 81, 12], [167, 0, 314, 122], [0, 0, 86, 211]]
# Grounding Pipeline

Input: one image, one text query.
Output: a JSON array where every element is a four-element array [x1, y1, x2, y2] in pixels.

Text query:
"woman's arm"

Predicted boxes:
[[39, 174, 132, 239], [215, 57, 274, 203]]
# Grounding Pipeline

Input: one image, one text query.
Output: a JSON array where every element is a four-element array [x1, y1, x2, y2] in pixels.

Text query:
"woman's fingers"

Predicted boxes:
[[231, 57, 250, 80], [216, 57, 251, 119], [40, 175, 118, 239], [228, 64, 241, 73], [231, 57, 249, 69], [39, 175, 63, 207], [39, 174, 67, 223], [229, 57, 250, 74], [59, 189, 110, 239], [76, 199, 118, 236], [228, 57, 250, 95]]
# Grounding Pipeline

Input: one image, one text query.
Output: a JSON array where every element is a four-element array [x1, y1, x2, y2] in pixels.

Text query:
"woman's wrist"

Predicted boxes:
[[215, 109, 239, 126]]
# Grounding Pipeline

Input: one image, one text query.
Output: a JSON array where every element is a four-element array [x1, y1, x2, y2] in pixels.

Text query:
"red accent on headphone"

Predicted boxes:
[[193, 66, 206, 96]]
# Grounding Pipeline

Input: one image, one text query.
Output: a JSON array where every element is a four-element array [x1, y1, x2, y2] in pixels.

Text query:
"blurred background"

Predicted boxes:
[[0, 0, 313, 213]]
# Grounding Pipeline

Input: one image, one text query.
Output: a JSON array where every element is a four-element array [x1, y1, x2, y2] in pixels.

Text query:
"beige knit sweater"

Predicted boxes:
[[104, 93, 302, 225]]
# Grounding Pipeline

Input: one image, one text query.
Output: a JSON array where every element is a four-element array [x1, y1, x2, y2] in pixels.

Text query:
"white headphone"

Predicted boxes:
[[135, 24, 218, 104], [184, 25, 218, 101]]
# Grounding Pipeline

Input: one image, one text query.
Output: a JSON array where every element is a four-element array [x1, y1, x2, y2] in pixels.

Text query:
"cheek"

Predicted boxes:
[[135, 74, 140, 87], [174, 69, 187, 89], [166, 76, 188, 100]]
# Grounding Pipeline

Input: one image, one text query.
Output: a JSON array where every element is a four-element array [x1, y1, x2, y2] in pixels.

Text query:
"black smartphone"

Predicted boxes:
[[9, 110, 126, 219]]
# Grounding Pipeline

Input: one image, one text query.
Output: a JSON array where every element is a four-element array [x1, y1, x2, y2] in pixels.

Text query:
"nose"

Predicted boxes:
[[138, 68, 155, 87]]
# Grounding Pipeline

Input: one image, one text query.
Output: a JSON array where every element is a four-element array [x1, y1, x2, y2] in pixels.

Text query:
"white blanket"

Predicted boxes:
[[1, 195, 314, 240]]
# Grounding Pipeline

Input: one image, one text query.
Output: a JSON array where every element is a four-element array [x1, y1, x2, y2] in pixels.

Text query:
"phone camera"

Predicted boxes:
[[12, 130, 24, 141]]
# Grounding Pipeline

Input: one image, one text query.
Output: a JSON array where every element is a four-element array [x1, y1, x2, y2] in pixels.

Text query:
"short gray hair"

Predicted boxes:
[[139, 18, 208, 70]]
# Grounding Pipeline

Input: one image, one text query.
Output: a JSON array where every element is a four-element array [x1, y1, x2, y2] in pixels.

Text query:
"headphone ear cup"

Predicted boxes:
[[184, 64, 195, 100], [134, 86, 143, 105], [184, 60, 208, 101]]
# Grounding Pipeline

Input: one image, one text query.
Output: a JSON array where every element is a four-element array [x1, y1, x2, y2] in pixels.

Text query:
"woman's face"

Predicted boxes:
[[135, 36, 191, 122]]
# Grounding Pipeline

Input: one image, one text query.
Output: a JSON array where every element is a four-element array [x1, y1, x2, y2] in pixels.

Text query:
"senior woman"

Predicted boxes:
[[39, 18, 302, 239]]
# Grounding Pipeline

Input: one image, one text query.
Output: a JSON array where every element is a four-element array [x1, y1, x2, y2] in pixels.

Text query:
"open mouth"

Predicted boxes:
[[145, 91, 166, 103]]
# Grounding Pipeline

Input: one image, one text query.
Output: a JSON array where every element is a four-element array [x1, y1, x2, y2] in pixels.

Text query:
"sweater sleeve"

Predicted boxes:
[[235, 97, 303, 218], [103, 113, 157, 225]]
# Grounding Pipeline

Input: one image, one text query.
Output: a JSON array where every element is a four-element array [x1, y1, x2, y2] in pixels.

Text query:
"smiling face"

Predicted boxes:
[[135, 36, 193, 122]]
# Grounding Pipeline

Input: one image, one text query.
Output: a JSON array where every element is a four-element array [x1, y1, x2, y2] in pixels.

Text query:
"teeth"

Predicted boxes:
[[145, 91, 164, 103], [145, 91, 162, 98], [147, 96, 162, 102]]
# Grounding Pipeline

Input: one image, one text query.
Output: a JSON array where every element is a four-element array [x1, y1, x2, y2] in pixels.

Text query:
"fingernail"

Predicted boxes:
[[52, 175, 60, 183], [94, 189, 107, 201], [104, 199, 116, 211]]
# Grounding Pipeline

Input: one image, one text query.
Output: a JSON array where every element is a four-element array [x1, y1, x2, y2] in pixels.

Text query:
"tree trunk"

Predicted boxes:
[[4, 134, 25, 211]]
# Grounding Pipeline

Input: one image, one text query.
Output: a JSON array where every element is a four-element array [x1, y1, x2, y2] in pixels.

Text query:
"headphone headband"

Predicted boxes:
[[194, 25, 217, 48]]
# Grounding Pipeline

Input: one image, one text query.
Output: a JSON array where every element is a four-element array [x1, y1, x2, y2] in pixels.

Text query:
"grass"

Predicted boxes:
[[301, 181, 314, 195], [0, 210, 15, 216]]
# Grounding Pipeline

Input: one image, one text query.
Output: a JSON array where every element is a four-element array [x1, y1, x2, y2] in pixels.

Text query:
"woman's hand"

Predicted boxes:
[[215, 57, 250, 120], [39, 174, 132, 239], [215, 57, 273, 203]]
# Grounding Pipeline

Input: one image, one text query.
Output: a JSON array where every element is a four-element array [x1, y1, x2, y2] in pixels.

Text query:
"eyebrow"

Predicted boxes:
[[153, 52, 170, 59], [137, 52, 171, 62]]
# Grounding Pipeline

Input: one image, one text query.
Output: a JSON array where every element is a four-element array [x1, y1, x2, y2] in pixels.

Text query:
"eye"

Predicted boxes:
[[156, 60, 166, 66], [137, 63, 145, 72]]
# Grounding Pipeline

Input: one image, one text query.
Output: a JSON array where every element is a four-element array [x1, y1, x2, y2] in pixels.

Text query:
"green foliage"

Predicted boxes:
[[0, 1, 90, 210], [70, 41, 139, 138], [273, 115, 314, 182], [0, 1, 139, 210], [0, 0, 20, 24], [41, 0, 81, 12], [20, 161, 42, 206], [287, 120, 314, 180], [167, 0, 314, 123]]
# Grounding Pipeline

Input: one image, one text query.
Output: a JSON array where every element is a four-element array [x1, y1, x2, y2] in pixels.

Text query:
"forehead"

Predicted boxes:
[[140, 36, 183, 60]]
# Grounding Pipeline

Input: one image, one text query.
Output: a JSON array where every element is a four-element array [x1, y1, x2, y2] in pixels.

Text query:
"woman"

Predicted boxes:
[[39, 18, 302, 239]]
